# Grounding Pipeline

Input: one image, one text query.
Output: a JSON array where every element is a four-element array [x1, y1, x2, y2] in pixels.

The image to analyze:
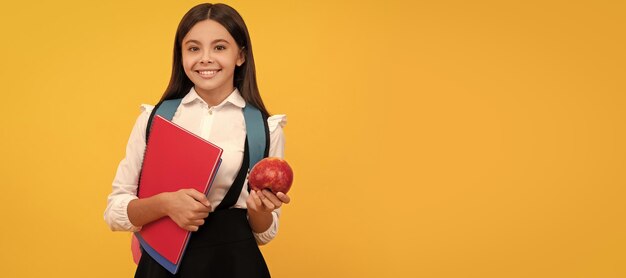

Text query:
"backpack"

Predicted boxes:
[[131, 98, 269, 264]]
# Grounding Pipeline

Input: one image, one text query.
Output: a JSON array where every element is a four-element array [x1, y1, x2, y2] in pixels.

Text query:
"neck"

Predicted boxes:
[[194, 86, 235, 107]]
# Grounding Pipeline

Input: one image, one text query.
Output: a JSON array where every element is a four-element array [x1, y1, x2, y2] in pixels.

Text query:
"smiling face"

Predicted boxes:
[[182, 19, 245, 105]]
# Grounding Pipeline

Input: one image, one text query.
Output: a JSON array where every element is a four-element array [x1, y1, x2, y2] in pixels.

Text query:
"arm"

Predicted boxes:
[[246, 114, 290, 243], [104, 105, 212, 232], [247, 190, 290, 233], [129, 189, 212, 232], [127, 194, 169, 227], [104, 107, 151, 231]]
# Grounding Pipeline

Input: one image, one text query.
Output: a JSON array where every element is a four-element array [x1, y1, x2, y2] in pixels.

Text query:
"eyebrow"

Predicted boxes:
[[183, 39, 231, 45]]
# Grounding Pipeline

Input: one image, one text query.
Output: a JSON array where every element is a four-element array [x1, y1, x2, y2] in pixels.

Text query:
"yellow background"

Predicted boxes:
[[0, 0, 624, 277]]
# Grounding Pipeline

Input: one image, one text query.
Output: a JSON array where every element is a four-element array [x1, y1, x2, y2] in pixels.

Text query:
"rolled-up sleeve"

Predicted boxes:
[[252, 114, 287, 245], [104, 105, 153, 231]]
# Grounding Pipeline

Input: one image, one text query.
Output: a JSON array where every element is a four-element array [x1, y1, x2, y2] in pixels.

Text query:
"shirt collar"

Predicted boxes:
[[181, 87, 246, 108]]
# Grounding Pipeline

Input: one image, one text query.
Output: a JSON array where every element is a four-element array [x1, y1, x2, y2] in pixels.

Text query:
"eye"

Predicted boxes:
[[215, 45, 226, 51], [188, 46, 200, 52]]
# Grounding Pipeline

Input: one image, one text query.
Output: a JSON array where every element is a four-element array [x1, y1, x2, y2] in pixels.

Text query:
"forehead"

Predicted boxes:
[[183, 19, 235, 44]]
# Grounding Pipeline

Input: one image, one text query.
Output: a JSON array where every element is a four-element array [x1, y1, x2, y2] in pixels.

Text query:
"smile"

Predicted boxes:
[[196, 69, 221, 78]]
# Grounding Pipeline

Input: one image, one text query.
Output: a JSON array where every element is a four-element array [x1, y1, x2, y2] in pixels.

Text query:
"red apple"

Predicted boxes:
[[248, 157, 294, 194]]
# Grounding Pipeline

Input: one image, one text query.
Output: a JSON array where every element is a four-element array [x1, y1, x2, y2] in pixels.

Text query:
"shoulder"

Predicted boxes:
[[267, 114, 287, 133], [140, 104, 155, 114], [129, 104, 156, 140], [267, 114, 287, 157], [136, 104, 155, 124]]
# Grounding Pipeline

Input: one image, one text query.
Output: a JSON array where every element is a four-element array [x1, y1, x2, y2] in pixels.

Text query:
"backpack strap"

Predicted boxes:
[[143, 100, 269, 191], [134, 100, 270, 262], [145, 100, 267, 162], [145, 98, 183, 143], [216, 104, 269, 210], [243, 104, 268, 170]]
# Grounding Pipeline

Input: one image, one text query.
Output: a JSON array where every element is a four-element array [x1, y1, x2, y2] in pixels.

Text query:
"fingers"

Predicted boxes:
[[192, 218, 205, 226], [168, 189, 213, 232], [276, 192, 291, 204], [183, 189, 211, 207], [259, 194, 276, 210], [185, 224, 201, 232], [181, 215, 207, 232], [197, 212, 210, 219], [260, 190, 282, 208], [250, 190, 263, 208], [177, 218, 203, 232], [249, 190, 292, 212], [195, 203, 212, 213], [260, 190, 291, 206], [187, 209, 209, 221]]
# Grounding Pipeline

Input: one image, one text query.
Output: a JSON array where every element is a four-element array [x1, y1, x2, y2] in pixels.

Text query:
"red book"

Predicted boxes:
[[136, 115, 223, 269]]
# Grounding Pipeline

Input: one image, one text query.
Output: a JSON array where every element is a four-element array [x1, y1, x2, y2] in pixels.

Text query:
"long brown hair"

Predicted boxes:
[[160, 3, 269, 117]]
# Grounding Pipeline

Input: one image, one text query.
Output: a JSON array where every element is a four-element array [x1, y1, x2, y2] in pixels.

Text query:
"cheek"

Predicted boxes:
[[182, 54, 196, 71], [181, 58, 196, 81], [182, 60, 191, 72]]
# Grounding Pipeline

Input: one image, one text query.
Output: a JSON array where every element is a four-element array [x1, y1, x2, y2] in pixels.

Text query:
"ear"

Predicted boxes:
[[237, 47, 246, 66]]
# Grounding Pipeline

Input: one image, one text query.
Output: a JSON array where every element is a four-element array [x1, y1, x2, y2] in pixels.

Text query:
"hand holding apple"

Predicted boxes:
[[246, 189, 291, 233], [248, 157, 294, 194], [246, 189, 291, 214]]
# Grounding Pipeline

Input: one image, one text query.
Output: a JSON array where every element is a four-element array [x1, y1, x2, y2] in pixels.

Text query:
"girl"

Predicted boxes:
[[104, 3, 290, 277]]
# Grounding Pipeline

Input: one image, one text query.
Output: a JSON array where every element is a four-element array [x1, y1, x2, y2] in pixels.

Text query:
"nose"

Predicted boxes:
[[200, 50, 213, 64]]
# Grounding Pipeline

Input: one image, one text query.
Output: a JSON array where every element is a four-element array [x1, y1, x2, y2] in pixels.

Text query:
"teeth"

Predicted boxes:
[[199, 70, 218, 76]]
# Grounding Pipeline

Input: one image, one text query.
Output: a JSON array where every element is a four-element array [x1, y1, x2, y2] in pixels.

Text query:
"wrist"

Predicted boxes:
[[247, 209, 273, 233], [247, 208, 269, 221], [156, 192, 171, 216]]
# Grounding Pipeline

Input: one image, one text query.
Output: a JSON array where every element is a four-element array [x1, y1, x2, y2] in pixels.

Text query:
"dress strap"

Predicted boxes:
[[216, 104, 269, 210], [215, 139, 249, 210]]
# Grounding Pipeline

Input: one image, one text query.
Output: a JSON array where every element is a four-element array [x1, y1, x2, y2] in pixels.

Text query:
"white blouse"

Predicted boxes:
[[104, 87, 287, 245]]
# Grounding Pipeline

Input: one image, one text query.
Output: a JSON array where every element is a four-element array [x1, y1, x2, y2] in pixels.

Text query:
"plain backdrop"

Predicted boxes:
[[0, 0, 624, 277]]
